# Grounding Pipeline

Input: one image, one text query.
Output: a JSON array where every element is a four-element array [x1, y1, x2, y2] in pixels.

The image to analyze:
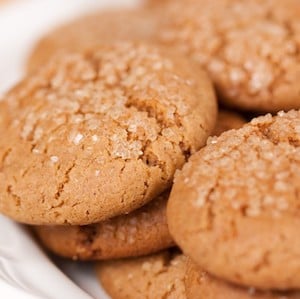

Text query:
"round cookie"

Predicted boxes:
[[33, 192, 174, 260], [27, 8, 159, 72], [157, 0, 300, 112], [185, 259, 300, 299], [213, 110, 246, 137], [167, 110, 300, 290], [32, 110, 241, 259], [0, 42, 217, 225], [96, 250, 187, 299]]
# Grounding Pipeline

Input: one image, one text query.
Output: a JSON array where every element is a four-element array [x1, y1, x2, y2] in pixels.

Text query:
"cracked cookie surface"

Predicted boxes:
[[185, 258, 300, 299], [96, 250, 187, 299], [168, 110, 300, 290], [31, 112, 239, 260], [33, 192, 174, 260], [157, 0, 300, 112], [0, 42, 217, 225], [27, 8, 159, 72]]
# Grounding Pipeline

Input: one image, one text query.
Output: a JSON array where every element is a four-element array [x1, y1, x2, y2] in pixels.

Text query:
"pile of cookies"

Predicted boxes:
[[0, 0, 300, 298]]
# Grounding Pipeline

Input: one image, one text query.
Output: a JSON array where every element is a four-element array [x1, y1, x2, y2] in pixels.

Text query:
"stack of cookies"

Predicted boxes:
[[0, 0, 300, 298]]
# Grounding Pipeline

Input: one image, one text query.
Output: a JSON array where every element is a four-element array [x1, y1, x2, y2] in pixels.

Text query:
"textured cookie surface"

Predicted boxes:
[[185, 259, 300, 299], [28, 8, 159, 72], [168, 110, 300, 290], [34, 192, 174, 260], [33, 110, 239, 259], [212, 110, 246, 136], [0, 42, 217, 225], [96, 250, 187, 299], [157, 0, 300, 112]]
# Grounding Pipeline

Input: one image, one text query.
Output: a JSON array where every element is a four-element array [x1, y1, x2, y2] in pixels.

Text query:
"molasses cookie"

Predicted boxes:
[[185, 259, 300, 299], [213, 110, 246, 136], [32, 111, 243, 260], [168, 110, 300, 290], [96, 250, 186, 299], [27, 8, 159, 72], [157, 0, 300, 112], [0, 42, 217, 225], [34, 192, 174, 260]]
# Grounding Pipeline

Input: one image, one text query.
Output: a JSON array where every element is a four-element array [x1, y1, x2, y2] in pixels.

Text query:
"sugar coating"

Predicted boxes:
[[0, 42, 216, 225], [27, 8, 160, 72], [185, 258, 300, 299], [34, 192, 174, 260], [157, 0, 300, 112], [96, 250, 186, 299], [168, 110, 300, 290], [188, 110, 300, 217]]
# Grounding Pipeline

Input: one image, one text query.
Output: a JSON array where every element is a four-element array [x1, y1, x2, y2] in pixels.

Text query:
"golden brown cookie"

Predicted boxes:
[[0, 42, 217, 225], [145, 0, 169, 5], [96, 250, 187, 299], [33, 192, 174, 260], [32, 109, 238, 259], [157, 0, 300, 112], [185, 259, 300, 299], [0, 100, 9, 128], [168, 110, 300, 290], [27, 8, 159, 72], [213, 110, 246, 136]]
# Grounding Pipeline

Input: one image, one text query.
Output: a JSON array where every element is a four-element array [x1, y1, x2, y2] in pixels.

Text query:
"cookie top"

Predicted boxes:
[[0, 42, 217, 225], [27, 8, 159, 72], [96, 250, 187, 299], [157, 0, 300, 112], [185, 259, 300, 299], [167, 110, 300, 290], [34, 191, 174, 260], [213, 110, 246, 137]]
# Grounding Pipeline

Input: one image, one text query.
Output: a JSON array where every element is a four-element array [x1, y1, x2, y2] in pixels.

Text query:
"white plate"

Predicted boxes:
[[0, 0, 141, 298]]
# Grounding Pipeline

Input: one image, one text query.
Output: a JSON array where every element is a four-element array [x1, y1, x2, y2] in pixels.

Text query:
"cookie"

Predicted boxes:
[[168, 110, 300, 290], [157, 0, 300, 112], [96, 250, 187, 299], [185, 259, 300, 299], [32, 109, 240, 259], [213, 110, 246, 137], [0, 42, 217, 225], [27, 8, 159, 72], [0, 100, 9, 128], [145, 0, 169, 5], [33, 192, 174, 260]]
